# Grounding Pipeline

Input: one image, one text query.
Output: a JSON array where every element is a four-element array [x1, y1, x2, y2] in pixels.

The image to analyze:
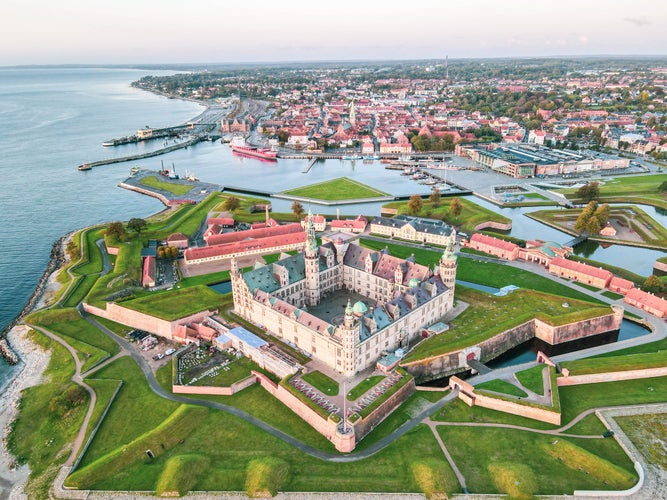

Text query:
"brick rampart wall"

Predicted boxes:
[[557, 367, 667, 386], [353, 377, 416, 439], [172, 375, 257, 395]]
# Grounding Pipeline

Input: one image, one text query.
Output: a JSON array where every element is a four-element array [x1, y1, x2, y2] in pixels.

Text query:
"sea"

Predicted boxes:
[[0, 67, 203, 387]]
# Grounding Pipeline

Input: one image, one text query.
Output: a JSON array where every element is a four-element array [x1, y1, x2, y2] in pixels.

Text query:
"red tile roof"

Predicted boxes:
[[207, 223, 303, 246], [550, 257, 613, 281], [185, 232, 306, 263], [470, 233, 518, 252], [625, 288, 667, 314]]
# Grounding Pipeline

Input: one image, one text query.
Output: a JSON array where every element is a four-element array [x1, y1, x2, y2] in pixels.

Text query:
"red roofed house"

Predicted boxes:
[[167, 233, 189, 250], [141, 255, 156, 288], [301, 213, 326, 232], [548, 257, 613, 288], [624, 288, 667, 318], [609, 276, 634, 295], [184, 223, 306, 265], [330, 215, 367, 234], [600, 223, 617, 237], [468, 233, 519, 260]]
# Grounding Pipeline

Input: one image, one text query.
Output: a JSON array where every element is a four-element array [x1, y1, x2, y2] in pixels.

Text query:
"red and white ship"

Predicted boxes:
[[231, 137, 277, 162]]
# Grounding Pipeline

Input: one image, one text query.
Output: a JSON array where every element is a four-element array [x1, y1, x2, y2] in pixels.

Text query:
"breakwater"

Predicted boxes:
[[77, 136, 204, 171], [0, 234, 67, 363]]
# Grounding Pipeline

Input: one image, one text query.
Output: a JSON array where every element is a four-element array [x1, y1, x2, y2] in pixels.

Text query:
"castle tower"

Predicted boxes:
[[304, 209, 320, 306], [339, 298, 360, 375], [439, 228, 457, 290]]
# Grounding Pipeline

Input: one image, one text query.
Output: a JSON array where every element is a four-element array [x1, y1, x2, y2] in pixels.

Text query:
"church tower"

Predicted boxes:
[[439, 228, 457, 290], [304, 209, 320, 307], [349, 100, 356, 128]]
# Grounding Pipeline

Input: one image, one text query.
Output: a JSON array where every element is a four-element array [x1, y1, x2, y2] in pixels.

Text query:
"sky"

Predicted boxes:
[[2, 0, 666, 66]]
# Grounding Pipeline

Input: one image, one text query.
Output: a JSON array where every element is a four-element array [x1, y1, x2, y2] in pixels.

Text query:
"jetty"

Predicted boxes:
[[76, 136, 204, 171], [302, 157, 318, 173]]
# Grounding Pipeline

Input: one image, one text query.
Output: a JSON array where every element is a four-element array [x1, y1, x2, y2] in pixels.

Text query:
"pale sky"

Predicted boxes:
[[2, 0, 665, 65]]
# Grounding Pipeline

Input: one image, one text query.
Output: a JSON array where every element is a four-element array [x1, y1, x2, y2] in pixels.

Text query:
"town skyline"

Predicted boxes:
[[2, 0, 665, 66]]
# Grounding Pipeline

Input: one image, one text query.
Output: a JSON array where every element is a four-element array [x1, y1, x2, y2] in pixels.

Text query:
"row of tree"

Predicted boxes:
[[574, 201, 610, 234]]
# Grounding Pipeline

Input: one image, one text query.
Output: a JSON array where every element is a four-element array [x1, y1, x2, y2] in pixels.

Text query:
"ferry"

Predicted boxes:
[[230, 137, 277, 161]]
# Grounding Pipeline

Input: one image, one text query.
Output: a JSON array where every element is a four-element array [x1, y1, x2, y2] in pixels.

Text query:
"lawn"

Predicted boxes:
[[590, 336, 667, 358], [515, 365, 546, 395], [436, 426, 636, 495], [560, 173, 667, 208], [560, 350, 667, 375], [138, 175, 195, 196], [301, 370, 339, 396], [118, 285, 226, 321], [190, 356, 256, 387], [402, 288, 611, 362], [380, 196, 511, 233], [616, 413, 667, 470], [281, 177, 389, 201], [475, 379, 528, 398], [347, 375, 385, 401]]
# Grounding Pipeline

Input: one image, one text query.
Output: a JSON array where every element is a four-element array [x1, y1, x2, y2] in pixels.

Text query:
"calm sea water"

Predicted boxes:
[[0, 67, 203, 384]]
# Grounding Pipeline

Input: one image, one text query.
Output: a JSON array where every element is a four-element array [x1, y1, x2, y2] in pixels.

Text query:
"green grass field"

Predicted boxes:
[[560, 350, 667, 375], [301, 370, 339, 396], [281, 177, 388, 200], [515, 365, 546, 395], [559, 173, 667, 207], [476, 379, 528, 398], [118, 285, 226, 321], [139, 175, 195, 196], [347, 375, 385, 401]]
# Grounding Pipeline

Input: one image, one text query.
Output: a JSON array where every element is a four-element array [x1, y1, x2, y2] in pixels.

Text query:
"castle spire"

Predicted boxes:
[[305, 207, 317, 255]]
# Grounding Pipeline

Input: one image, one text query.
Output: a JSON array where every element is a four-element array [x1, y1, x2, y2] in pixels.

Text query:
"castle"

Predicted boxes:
[[230, 212, 457, 376]]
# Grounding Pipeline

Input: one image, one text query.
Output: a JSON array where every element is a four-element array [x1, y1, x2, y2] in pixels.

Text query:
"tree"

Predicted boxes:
[[106, 221, 127, 241], [575, 182, 600, 203], [127, 218, 147, 234], [291, 201, 305, 219], [644, 275, 662, 293], [585, 216, 601, 235], [593, 203, 611, 227], [449, 197, 463, 217], [407, 195, 423, 216], [429, 188, 441, 208], [223, 196, 240, 212]]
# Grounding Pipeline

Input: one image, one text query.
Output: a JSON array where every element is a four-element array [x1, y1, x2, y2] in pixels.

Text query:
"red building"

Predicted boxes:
[[624, 288, 667, 318], [468, 233, 519, 260], [548, 258, 613, 289]]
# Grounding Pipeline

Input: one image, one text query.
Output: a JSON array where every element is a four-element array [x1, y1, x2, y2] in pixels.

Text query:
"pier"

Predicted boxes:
[[77, 136, 204, 171]]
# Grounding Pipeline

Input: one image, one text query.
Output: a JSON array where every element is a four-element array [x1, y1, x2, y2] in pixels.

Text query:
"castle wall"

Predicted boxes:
[[82, 301, 216, 341], [557, 367, 667, 386], [403, 308, 621, 383], [253, 371, 355, 452], [352, 377, 416, 440], [172, 375, 257, 396]]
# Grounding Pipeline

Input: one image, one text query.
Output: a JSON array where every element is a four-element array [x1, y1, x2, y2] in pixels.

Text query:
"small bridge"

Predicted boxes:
[[564, 235, 588, 247], [467, 359, 493, 375]]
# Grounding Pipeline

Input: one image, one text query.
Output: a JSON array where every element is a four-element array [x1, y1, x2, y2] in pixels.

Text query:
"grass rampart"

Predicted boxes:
[[117, 285, 224, 321], [282, 177, 388, 200], [560, 350, 667, 375], [403, 288, 611, 362]]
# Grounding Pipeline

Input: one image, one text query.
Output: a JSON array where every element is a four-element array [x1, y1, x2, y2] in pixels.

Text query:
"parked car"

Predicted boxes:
[[165, 348, 176, 356]]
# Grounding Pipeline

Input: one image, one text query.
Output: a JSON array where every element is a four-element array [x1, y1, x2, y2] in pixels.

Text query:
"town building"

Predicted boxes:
[[301, 213, 327, 232], [548, 257, 613, 288], [467, 233, 519, 260], [167, 233, 189, 250], [184, 223, 306, 266], [370, 215, 454, 246], [624, 288, 667, 318], [330, 215, 368, 234], [230, 212, 457, 376]]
